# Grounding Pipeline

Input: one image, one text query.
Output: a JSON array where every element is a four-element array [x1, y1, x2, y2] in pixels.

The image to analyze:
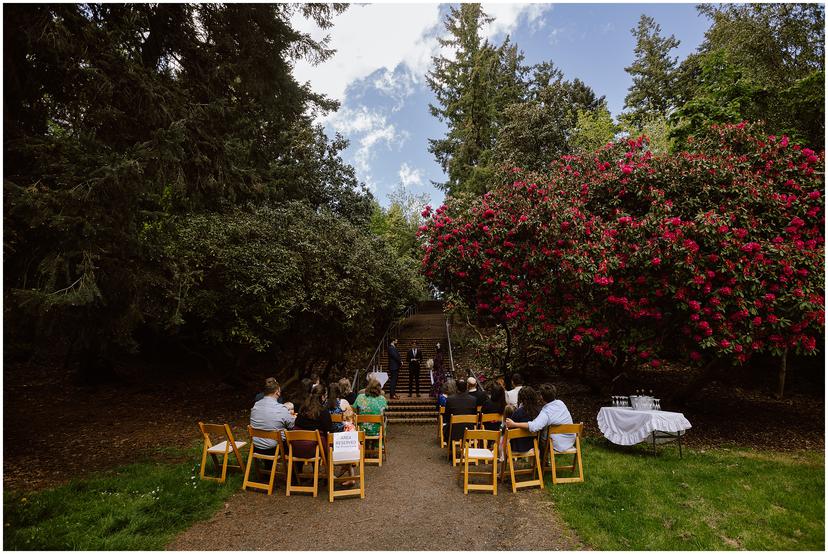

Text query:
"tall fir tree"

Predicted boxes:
[[623, 14, 680, 127], [426, 4, 528, 196]]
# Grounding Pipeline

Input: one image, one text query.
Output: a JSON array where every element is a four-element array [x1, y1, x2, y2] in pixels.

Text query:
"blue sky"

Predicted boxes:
[[291, 3, 712, 209]]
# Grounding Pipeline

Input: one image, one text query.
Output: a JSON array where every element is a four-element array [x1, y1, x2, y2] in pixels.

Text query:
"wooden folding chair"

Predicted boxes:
[[198, 422, 247, 483], [544, 423, 585, 484], [328, 431, 366, 502], [462, 429, 499, 495], [500, 428, 544, 492], [358, 414, 387, 466], [438, 406, 447, 448], [242, 426, 286, 495], [448, 414, 478, 466], [478, 412, 502, 431], [284, 430, 328, 497]]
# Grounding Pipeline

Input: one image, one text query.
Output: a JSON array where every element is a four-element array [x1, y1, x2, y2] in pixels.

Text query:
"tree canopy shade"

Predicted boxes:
[[419, 123, 824, 386], [4, 3, 419, 379]]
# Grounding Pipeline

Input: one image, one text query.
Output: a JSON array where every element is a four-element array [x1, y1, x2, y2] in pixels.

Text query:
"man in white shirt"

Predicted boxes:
[[505, 373, 524, 407], [250, 379, 295, 456], [505, 383, 575, 452]]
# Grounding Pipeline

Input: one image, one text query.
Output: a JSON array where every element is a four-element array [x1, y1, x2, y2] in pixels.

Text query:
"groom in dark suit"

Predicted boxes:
[[407, 340, 423, 397], [387, 338, 401, 400]]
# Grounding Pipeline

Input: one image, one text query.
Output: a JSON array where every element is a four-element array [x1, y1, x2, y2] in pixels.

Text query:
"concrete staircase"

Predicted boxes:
[[381, 301, 448, 424]]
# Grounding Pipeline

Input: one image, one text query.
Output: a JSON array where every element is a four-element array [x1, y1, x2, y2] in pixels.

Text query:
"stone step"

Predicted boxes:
[[387, 417, 436, 425]]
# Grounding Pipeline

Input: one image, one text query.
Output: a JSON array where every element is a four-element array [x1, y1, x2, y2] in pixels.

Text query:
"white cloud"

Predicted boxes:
[[374, 69, 418, 111], [398, 162, 424, 188], [482, 4, 552, 39], [327, 106, 408, 173], [290, 4, 552, 103], [290, 4, 442, 102]]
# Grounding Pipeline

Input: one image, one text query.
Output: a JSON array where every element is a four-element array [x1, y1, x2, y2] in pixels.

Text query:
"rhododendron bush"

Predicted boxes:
[[420, 123, 824, 378]]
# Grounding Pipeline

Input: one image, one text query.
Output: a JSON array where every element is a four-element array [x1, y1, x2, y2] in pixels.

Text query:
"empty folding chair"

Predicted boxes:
[[461, 429, 500, 495], [198, 422, 247, 483]]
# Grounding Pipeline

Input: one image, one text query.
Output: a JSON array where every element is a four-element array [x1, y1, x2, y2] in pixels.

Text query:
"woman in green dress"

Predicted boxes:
[[354, 377, 388, 435]]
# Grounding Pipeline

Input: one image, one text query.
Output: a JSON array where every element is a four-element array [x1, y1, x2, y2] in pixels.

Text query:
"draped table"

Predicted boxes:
[[368, 371, 389, 389], [597, 407, 692, 457]]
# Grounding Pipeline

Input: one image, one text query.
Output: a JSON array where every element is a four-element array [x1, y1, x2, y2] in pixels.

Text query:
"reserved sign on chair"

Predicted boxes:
[[332, 431, 360, 462]]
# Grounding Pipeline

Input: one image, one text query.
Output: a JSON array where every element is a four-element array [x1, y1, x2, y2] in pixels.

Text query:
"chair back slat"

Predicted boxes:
[[357, 414, 383, 424], [330, 413, 344, 423], [284, 429, 321, 442], [464, 429, 500, 442], [247, 426, 284, 442], [505, 427, 536, 440], [449, 414, 478, 425], [479, 412, 502, 424], [547, 423, 583, 435]]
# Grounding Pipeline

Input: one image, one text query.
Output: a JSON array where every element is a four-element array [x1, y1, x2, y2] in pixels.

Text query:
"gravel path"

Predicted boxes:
[[168, 425, 585, 551]]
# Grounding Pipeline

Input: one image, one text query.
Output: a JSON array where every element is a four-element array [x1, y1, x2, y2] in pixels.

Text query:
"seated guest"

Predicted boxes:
[[250, 379, 295, 464], [506, 386, 543, 453], [444, 379, 477, 442], [327, 382, 350, 432], [253, 377, 283, 405], [467, 376, 487, 406], [437, 379, 457, 408], [505, 372, 524, 407], [354, 378, 388, 436], [480, 380, 507, 431], [506, 383, 575, 452], [293, 386, 333, 454], [339, 377, 357, 406]]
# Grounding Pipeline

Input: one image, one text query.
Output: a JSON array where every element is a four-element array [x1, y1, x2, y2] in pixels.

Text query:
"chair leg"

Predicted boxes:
[[200, 446, 209, 480], [508, 450, 517, 493], [286, 456, 293, 496], [550, 446, 558, 485], [359, 457, 365, 498], [534, 447, 544, 489], [378, 434, 383, 467], [328, 459, 334, 503], [492, 457, 498, 496], [463, 450, 470, 495], [312, 457, 319, 498], [220, 451, 229, 483], [242, 448, 254, 490]]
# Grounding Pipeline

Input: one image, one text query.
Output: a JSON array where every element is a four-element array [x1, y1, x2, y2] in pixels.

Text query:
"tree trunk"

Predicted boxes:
[[776, 348, 788, 399], [668, 359, 720, 404]]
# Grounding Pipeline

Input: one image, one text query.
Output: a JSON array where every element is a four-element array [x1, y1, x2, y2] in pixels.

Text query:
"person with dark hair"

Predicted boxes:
[[506, 383, 575, 452], [290, 386, 332, 483], [407, 340, 424, 397], [505, 373, 524, 406], [327, 382, 350, 432], [253, 377, 284, 405], [443, 379, 477, 442], [481, 380, 507, 431], [250, 379, 295, 465], [506, 386, 543, 452], [387, 338, 402, 400]]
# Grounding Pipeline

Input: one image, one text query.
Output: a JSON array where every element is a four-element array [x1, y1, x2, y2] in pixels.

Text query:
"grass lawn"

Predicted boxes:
[[547, 439, 825, 550], [4, 450, 240, 550]]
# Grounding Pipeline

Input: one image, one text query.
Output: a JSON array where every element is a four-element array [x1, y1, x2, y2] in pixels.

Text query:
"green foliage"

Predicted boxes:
[[3, 4, 413, 376], [550, 441, 825, 550], [4, 454, 239, 550], [571, 104, 618, 155], [619, 114, 673, 155], [143, 203, 421, 364], [670, 4, 825, 148], [623, 14, 680, 127], [427, 4, 530, 195]]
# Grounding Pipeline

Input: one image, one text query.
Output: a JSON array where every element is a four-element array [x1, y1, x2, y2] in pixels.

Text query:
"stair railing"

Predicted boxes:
[[445, 316, 477, 383], [353, 304, 417, 393]]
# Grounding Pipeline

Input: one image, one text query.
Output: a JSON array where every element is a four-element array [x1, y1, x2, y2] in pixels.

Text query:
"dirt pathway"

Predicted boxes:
[[168, 425, 585, 551]]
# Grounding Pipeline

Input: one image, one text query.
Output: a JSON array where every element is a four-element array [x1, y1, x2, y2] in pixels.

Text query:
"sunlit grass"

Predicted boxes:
[[547, 439, 825, 550]]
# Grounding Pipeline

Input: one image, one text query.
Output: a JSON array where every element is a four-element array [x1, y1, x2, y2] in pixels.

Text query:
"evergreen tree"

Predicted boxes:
[[623, 14, 680, 127], [426, 4, 528, 196]]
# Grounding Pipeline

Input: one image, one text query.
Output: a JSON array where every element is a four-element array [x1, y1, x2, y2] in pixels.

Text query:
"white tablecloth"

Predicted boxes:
[[369, 371, 389, 388], [597, 407, 691, 446]]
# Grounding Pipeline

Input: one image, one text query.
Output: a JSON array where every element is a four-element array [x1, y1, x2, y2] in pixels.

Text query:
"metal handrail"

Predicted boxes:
[[353, 304, 417, 392]]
